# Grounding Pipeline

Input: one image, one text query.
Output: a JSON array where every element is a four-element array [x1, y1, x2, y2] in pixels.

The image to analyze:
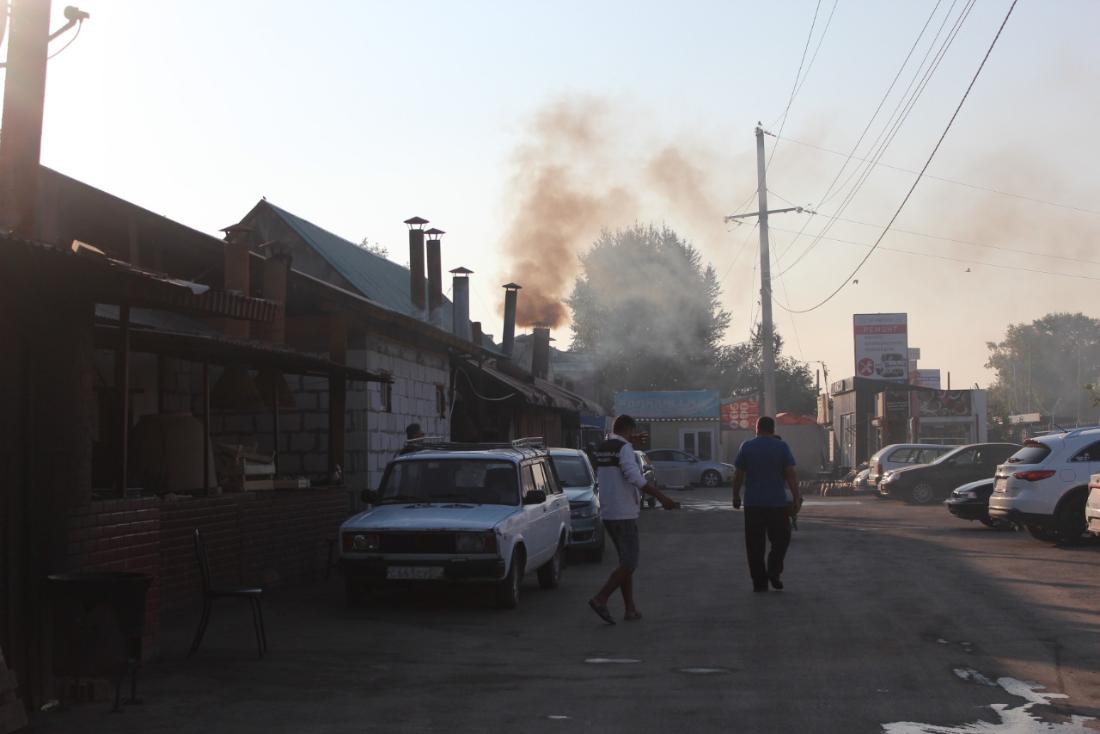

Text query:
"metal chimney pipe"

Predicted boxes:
[[502, 283, 521, 357], [405, 216, 428, 313], [532, 326, 551, 380], [425, 228, 444, 322], [450, 267, 472, 341], [471, 321, 483, 348]]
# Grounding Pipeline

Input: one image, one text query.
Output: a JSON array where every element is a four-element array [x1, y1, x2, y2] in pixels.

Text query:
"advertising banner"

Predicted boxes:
[[721, 397, 759, 431], [913, 390, 972, 418], [613, 390, 720, 419], [853, 313, 909, 383], [910, 369, 942, 389]]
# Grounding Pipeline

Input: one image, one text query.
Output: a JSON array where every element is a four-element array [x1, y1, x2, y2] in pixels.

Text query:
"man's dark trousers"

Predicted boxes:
[[743, 506, 791, 584]]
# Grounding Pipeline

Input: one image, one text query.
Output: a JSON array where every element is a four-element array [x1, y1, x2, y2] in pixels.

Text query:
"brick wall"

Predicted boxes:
[[66, 499, 162, 657], [67, 489, 354, 657]]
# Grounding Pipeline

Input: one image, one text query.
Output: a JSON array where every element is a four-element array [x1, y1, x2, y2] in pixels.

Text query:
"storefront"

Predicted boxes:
[[612, 390, 721, 458]]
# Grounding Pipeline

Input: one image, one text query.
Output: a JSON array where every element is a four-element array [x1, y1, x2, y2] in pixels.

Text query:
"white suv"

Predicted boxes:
[[339, 440, 571, 609], [987, 428, 1100, 543]]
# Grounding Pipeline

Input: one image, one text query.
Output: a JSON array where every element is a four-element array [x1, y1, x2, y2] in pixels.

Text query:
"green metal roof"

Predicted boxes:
[[264, 201, 455, 324]]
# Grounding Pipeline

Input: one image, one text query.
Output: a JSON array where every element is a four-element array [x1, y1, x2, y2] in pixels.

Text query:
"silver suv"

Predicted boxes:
[[987, 428, 1100, 543]]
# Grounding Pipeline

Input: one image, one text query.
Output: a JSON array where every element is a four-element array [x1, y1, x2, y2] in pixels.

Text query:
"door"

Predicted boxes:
[[524, 462, 559, 566], [680, 429, 715, 461], [1067, 440, 1100, 487], [940, 447, 978, 490]]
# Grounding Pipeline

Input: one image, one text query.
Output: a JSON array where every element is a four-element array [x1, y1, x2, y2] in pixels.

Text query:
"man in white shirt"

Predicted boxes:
[[588, 415, 679, 625]]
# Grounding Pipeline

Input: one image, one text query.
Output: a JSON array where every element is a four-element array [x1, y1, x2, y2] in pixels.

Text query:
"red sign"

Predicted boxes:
[[721, 398, 759, 431], [857, 358, 876, 377]]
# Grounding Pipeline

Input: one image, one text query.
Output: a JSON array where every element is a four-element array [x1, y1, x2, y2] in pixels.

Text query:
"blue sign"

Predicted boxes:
[[613, 390, 720, 419]]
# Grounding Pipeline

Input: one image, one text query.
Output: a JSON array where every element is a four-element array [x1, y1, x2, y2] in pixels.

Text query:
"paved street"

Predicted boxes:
[[32, 491, 1100, 733]]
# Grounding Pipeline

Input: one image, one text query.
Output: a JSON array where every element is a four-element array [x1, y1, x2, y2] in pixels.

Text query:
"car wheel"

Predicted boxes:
[[908, 483, 937, 505], [495, 548, 524, 609], [701, 470, 722, 488], [537, 539, 564, 590], [1026, 523, 1058, 542], [1054, 492, 1087, 545]]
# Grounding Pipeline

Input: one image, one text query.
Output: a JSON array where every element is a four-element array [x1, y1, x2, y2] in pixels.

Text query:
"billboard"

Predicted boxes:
[[613, 390, 720, 419], [721, 397, 759, 431], [910, 369, 942, 389], [853, 313, 909, 384]]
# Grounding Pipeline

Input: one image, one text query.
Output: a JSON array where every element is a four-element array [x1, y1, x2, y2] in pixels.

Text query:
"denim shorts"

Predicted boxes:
[[602, 519, 640, 571]]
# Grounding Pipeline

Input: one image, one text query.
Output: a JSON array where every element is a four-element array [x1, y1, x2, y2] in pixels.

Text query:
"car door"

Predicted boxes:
[[1067, 440, 1100, 488], [538, 458, 570, 547], [526, 461, 560, 566], [648, 450, 685, 487], [940, 447, 978, 490], [671, 450, 701, 485]]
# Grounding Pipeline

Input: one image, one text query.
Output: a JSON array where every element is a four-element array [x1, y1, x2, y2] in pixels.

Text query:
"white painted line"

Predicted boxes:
[[584, 657, 641, 665]]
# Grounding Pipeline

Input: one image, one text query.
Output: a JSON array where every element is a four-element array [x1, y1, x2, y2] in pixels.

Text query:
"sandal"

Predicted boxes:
[[588, 598, 616, 625]]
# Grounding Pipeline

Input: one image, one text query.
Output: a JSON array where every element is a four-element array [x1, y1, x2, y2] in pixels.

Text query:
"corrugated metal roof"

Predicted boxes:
[[263, 202, 454, 325]]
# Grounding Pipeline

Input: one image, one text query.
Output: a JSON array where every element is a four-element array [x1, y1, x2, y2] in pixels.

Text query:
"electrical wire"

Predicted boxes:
[[766, 0, 824, 170], [792, 0, 840, 100], [457, 366, 516, 402], [46, 19, 82, 60], [775, 0, 976, 278], [769, 225, 1100, 283], [767, 133, 1100, 217], [773, 0, 1021, 314]]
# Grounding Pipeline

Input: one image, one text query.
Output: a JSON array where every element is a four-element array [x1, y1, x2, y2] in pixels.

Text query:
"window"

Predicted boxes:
[[380, 379, 393, 413], [949, 448, 978, 465], [1071, 441, 1100, 462], [888, 448, 917, 464], [918, 448, 948, 463], [648, 450, 672, 461], [1007, 441, 1051, 465], [550, 455, 593, 488], [521, 465, 537, 497], [378, 460, 519, 505], [436, 384, 446, 418]]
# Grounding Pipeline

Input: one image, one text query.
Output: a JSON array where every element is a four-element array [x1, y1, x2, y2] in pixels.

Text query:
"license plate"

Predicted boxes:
[[386, 566, 444, 580], [994, 477, 1008, 493]]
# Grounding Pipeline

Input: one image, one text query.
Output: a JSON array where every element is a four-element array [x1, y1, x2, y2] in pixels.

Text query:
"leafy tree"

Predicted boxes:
[[985, 312, 1100, 424], [358, 238, 389, 259], [710, 327, 818, 415], [567, 224, 730, 405]]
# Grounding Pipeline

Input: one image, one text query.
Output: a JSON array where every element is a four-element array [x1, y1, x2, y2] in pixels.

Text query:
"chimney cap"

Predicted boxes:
[[450, 266, 473, 276], [404, 216, 429, 229], [425, 228, 445, 237], [502, 282, 522, 290]]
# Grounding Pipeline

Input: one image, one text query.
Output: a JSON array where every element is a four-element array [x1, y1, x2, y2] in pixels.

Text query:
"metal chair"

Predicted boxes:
[[188, 528, 267, 658]]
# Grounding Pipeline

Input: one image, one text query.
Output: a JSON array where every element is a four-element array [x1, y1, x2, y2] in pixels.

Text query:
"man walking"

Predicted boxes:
[[732, 416, 802, 592], [588, 415, 680, 624]]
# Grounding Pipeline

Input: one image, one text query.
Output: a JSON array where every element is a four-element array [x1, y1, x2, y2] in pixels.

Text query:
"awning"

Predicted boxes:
[[457, 359, 604, 415]]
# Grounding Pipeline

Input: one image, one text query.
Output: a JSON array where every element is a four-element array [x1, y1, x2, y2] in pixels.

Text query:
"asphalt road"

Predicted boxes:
[[33, 491, 1100, 733]]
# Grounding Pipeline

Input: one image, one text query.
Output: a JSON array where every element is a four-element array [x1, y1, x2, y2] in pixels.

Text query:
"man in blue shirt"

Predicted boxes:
[[732, 416, 802, 592]]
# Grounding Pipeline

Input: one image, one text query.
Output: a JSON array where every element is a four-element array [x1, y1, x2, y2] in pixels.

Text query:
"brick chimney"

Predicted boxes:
[[258, 240, 293, 344], [471, 321, 483, 348], [425, 227, 445, 324], [220, 223, 253, 339], [532, 326, 551, 380], [502, 283, 521, 358], [450, 267, 472, 341], [405, 216, 428, 313]]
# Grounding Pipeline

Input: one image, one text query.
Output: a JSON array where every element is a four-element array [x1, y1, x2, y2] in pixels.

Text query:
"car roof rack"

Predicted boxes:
[[399, 436, 547, 454]]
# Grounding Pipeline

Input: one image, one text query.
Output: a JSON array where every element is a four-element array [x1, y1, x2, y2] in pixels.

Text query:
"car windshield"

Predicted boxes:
[[1006, 441, 1052, 465], [550, 455, 593, 487], [379, 459, 519, 505], [931, 446, 968, 465]]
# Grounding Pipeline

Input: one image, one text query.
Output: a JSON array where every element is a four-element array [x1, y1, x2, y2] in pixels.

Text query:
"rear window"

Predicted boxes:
[[1006, 442, 1052, 465], [887, 448, 917, 463], [551, 455, 593, 488]]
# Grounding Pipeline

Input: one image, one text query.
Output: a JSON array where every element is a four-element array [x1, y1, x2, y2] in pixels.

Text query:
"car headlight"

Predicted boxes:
[[570, 502, 597, 520], [455, 532, 497, 554], [881, 472, 895, 483], [343, 532, 380, 553], [956, 490, 977, 499]]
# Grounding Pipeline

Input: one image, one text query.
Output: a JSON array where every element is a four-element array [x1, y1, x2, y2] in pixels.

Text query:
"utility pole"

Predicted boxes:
[[725, 123, 813, 418], [0, 0, 52, 237]]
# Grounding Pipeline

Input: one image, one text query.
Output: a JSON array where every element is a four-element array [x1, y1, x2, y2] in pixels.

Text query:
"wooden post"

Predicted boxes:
[[117, 303, 130, 495], [271, 382, 280, 474], [202, 361, 211, 494], [328, 313, 347, 479]]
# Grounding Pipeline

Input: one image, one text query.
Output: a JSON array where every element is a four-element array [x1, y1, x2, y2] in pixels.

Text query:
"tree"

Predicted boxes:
[[358, 238, 389, 259], [567, 224, 730, 405], [985, 312, 1100, 424], [709, 327, 818, 415]]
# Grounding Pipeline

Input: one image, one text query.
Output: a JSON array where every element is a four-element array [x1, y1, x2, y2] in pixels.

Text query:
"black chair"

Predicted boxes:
[[188, 528, 267, 658]]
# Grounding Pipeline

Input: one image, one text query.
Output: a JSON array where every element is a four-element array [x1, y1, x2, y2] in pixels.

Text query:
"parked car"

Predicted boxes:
[[852, 468, 872, 493], [339, 440, 571, 608], [988, 429, 1100, 543], [1087, 473, 1100, 537], [879, 442, 1020, 505], [868, 443, 953, 489], [646, 449, 733, 488], [636, 450, 657, 509], [944, 478, 1011, 529], [549, 448, 604, 562]]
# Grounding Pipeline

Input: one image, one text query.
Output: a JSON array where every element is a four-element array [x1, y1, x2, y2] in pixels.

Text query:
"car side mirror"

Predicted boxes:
[[361, 488, 379, 504], [523, 490, 547, 505]]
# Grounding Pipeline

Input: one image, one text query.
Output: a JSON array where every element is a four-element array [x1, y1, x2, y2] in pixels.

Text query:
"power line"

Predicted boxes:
[[767, 0, 824, 170], [774, 0, 1021, 314], [768, 133, 1100, 217], [769, 225, 1100, 283], [792, 0, 840, 100]]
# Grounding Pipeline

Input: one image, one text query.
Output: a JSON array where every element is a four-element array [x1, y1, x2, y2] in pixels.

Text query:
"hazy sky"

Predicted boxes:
[[15, 0, 1100, 390]]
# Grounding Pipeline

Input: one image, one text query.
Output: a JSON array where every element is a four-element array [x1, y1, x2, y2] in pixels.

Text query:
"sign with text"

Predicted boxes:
[[854, 313, 909, 384], [613, 390, 720, 419], [910, 369, 942, 389], [721, 397, 759, 431]]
